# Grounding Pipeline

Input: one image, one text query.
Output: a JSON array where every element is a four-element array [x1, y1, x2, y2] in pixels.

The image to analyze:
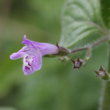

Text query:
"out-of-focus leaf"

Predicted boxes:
[[101, 0, 110, 27], [0, 107, 16, 110], [59, 0, 104, 48]]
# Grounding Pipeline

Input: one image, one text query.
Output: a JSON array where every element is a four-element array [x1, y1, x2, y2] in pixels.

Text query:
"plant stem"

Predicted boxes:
[[70, 36, 109, 54], [99, 42, 110, 110], [55, 35, 109, 57]]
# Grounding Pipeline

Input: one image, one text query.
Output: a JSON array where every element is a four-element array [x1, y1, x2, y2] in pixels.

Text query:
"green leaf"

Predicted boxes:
[[59, 0, 104, 48], [101, 0, 110, 28]]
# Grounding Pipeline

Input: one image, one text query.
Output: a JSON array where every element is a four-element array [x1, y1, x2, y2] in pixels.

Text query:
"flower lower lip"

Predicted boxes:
[[25, 66, 30, 70]]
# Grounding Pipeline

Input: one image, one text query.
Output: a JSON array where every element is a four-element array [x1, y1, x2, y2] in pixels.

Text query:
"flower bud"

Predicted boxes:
[[72, 58, 84, 69], [95, 66, 110, 80]]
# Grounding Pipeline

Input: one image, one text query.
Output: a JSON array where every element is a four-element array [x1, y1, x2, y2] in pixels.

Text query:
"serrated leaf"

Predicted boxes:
[[59, 0, 104, 48]]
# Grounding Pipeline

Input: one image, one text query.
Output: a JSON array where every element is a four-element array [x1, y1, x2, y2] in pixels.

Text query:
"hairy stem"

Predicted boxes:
[[70, 36, 109, 54], [55, 35, 109, 57], [99, 42, 110, 110]]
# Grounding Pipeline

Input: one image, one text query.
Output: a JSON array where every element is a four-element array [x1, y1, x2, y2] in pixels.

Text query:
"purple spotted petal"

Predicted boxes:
[[23, 50, 42, 75], [10, 35, 59, 75]]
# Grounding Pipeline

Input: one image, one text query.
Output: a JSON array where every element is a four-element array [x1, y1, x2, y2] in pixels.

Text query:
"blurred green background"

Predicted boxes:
[[0, 0, 107, 110]]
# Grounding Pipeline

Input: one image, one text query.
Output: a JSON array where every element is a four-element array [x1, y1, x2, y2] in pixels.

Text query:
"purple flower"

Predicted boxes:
[[10, 35, 59, 75]]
